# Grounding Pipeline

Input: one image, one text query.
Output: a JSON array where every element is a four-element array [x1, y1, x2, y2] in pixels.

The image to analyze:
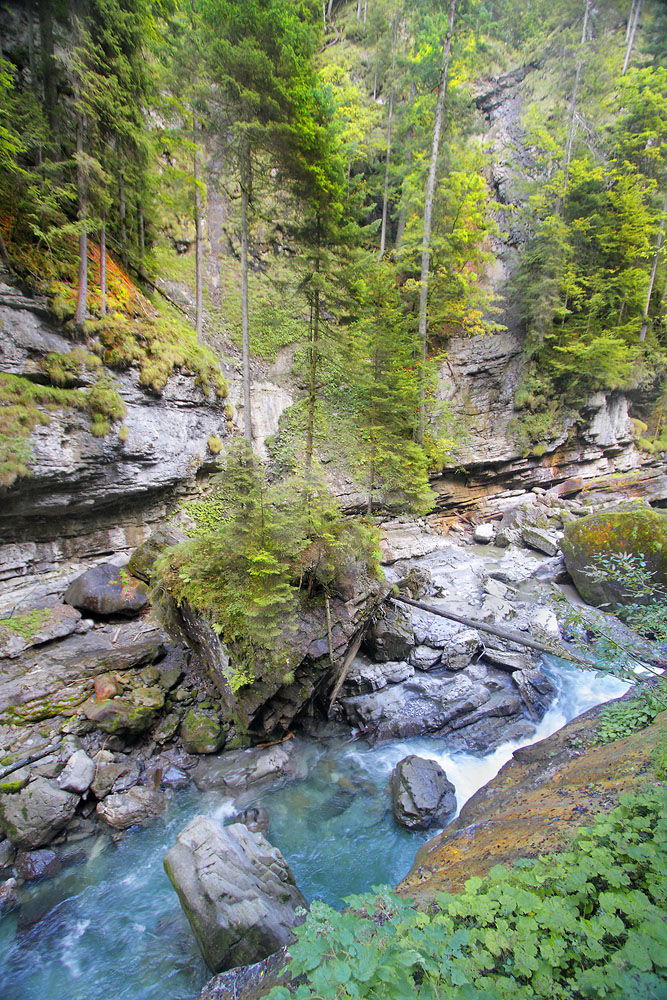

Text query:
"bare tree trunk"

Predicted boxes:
[[640, 190, 667, 342], [305, 218, 321, 470], [327, 0, 333, 18], [363, 0, 368, 28], [417, 0, 456, 443], [622, 0, 642, 75], [75, 112, 88, 326], [119, 169, 128, 268], [626, 0, 637, 41], [558, 0, 590, 214], [38, 0, 57, 138], [193, 132, 203, 339], [240, 138, 253, 444], [138, 201, 146, 279], [100, 211, 106, 315], [357, 0, 362, 20], [379, 16, 398, 259], [395, 81, 416, 248]]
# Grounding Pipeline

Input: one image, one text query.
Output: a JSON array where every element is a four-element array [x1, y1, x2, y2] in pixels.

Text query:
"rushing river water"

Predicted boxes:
[[0, 658, 628, 1000]]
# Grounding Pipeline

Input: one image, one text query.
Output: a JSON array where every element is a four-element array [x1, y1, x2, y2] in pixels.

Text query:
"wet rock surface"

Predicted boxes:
[[164, 816, 307, 972], [64, 563, 150, 617], [392, 755, 456, 830]]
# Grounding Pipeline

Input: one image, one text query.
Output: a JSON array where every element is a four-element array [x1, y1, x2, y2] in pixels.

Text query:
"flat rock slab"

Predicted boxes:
[[193, 743, 299, 794], [64, 563, 150, 617], [0, 604, 82, 659], [164, 816, 306, 973], [0, 777, 78, 848]]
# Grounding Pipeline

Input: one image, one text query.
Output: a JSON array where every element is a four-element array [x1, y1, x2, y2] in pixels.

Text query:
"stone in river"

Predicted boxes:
[[96, 786, 167, 830], [58, 749, 96, 794], [164, 816, 306, 973], [392, 755, 456, 830]]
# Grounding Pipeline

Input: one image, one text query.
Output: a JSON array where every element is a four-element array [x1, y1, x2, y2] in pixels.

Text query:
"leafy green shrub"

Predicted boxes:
[[207, 434, 223, 455], [593, 684, 667, 745], [269, 789, 667, 1000]]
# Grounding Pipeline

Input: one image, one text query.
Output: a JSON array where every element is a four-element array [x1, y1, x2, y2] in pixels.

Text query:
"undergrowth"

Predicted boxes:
[[268, 789, 667, 1000]]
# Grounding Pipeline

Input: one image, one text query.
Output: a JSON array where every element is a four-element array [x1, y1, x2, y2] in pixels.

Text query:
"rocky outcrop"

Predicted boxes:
[[164, 561, 389, 741], [164, 816, 306, 972], [96, 786, 167, 830], [391, 756, 456, 830], [0, 291, 228, 595], [562, 506, 667, 608], [399, 701, 667, 907]]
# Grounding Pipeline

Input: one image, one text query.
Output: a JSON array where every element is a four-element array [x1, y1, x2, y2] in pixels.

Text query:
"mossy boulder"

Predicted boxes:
[[82, 697, 158, 736], [180, 710, 226, 755], [64, 563, 149, 617], [128, 527, 185, 584], [561, 506, 667, 609]]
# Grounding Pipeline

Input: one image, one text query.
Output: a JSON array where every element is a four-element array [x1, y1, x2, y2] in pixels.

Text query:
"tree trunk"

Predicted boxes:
[[640, 190, 667, 342], [417, 0, 456, 444], [622, 0, 642, 75], [75, 112, 88, 326], [38, 0, 57, 137], [395, 81, 416, 248], [305, 217, 321, 470], [363, 0, 368, 28], [194, 131, 203, 339], [327, 0, 333, 18], [138, 200, 146, 279], [240, 138, 253, 444], [626, 0, 637, 41], [558, 0, 590, 214], [357, 0, 362, 20], [100, 212, 106, 315], [119, 169, 128, 269], [379, 15, 398, 260]]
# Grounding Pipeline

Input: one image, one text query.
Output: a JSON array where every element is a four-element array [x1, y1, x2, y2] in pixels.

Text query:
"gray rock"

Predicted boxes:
[[521, 525, 561, 557], [96, 786, 166, 830], [0, 877, 19, 914], [0, 777, 79, 848], [391, 755, 456, 830], [15, 848, 62, 881], [473, 524, 495, 544], [440, 628, 482, 671], [341, 656, 414, 695], [0, 838, 16, 870], [512, 668, 557, 720], [127, 526, 185, 583], [193, 744, 298, 794], [58, 749, 96, 794], [0, 603, 82, 659], [487, 547, 542, 585], [164, 817, 306, 973], [481, 647, 534, 672], [232, 807, 270, 835], [409, 645, 442, 670], [64, 563, 150, 617], [363, 605, 414, 663]]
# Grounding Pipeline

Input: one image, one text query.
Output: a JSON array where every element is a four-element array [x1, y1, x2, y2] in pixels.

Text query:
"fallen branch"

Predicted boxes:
[[328, 628, 366, 715], [393, 593, 586, 664], [0, 744, 60, 782]]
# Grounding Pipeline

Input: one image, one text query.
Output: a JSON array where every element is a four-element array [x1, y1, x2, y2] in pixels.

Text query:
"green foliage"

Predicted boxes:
[[39, 349, 102, 386], [0, 608, 52, 639], [157, 440, 381, 688], [268, 789, 667, 1000], [593, 684, 667, 746]]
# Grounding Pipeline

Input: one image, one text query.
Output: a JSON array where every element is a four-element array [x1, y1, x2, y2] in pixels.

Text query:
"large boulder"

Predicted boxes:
[[64, 563, 149, 617], [164, 816, 307, 973], [58, 749, 96, 794], [180, 709, 226, 754], [363, 605, 414, 663], [127, 526, 186, 583], [392, 755, 456, 830], [0, 777, 78, 848], [561, 507, 667, 609]]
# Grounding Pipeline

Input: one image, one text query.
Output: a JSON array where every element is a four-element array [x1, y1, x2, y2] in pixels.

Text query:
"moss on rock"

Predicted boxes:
[[180, 709, 226, 754], [561, 506, 667, 608]]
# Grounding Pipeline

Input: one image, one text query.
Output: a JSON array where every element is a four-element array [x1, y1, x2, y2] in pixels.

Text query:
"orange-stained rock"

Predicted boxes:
[[398, 701, 666, 907], [94, 674, 122, 701]]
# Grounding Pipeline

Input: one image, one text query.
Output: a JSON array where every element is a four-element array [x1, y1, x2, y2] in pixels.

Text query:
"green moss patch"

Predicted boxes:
[[0, 607, 52, 639]]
